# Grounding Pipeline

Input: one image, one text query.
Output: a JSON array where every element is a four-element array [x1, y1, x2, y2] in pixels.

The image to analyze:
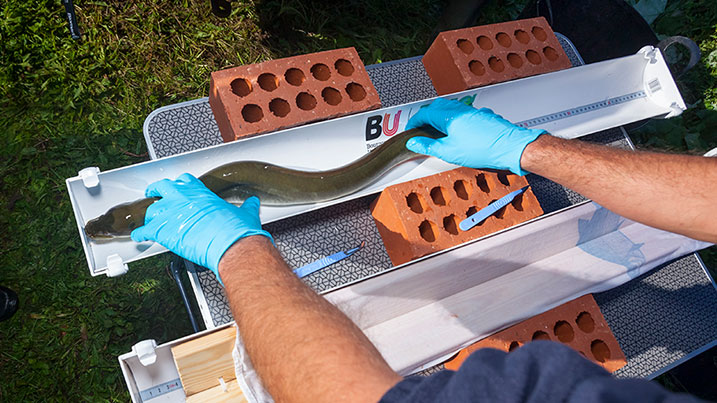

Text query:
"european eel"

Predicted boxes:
[[84, 127, 444, 240]]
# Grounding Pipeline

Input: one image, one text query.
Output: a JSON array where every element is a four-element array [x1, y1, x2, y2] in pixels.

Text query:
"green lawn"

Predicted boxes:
[[1, 0, 715, 400]]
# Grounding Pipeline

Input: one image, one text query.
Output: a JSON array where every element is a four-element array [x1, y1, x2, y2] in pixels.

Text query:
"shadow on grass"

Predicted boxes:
[[253, 0, 441, 63]]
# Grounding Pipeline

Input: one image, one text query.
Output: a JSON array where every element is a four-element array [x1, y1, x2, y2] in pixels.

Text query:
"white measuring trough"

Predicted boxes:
[[66, 47, 684, 276]]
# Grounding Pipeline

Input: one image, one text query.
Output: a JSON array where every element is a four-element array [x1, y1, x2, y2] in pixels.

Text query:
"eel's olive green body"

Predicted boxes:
[[84, 127, 444, 240]]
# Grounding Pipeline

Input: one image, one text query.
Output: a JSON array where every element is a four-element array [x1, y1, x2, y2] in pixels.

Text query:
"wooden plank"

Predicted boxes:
[[186, 380, 247, 403], [171, 326, 237, 396]]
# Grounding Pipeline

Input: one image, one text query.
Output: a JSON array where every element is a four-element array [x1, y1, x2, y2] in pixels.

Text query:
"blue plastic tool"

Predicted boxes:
[[293, 242, 365, 278], [459, 186, 530, 231]]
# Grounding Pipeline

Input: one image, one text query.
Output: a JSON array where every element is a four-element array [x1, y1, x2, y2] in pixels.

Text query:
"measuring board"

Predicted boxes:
[[67, 46, 684, 277]]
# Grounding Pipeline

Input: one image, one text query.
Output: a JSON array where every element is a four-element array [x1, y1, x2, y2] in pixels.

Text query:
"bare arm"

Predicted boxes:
[[218, 236, 402, 402], [521, 135, 717, 243]]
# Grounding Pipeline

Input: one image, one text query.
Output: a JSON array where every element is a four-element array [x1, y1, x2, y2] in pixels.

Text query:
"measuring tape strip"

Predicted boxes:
[[515, 91, 646, 128], [139, 378, 183, 401]]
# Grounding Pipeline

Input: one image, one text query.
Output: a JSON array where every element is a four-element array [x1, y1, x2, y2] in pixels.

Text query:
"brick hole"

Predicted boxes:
[[488, 57, 505, 72], [430, 186, 449, 206], [511, 192, 524, 211], [514, 29, 530, 44], [489, 199, 506, 219], [457, 39, 474, 54], [443, 214, 459, 236], [497, 172, 511, 186], [230, 78, 252, 97], [296, 92, 317, 110], [591, 340, 611, 363], [335, 59, 355, 76], [477, 35, 493, 50], [576, 312, 595, 333], [405, 192, 425, 214], [284, 68, 306, 86], [453, 180, 470, 200], [269, 98, 290, 117], [419, 220, 438, 242], [496, 32, 512, 47], [509, 341, 520, 352], [475, 173, 490, 193], [507, 53, 523, 68], [258, 73, 278, 91], [543, 46, 559, 61], [310, 63, 331, 81], [532, 331, 550, 341], [526, 50, 542, 65], [466, 206, 478, 217], [468, 60, 485, 76], [346, 83, 367, 101], [321, 87, 342, 106], [532, 26, 548, 41], [241, 104, 263, 123], [554, 321, 575, 342]]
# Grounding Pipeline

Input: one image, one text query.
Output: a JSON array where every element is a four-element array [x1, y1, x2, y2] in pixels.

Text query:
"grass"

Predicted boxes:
[[0, 0, 715, 400]]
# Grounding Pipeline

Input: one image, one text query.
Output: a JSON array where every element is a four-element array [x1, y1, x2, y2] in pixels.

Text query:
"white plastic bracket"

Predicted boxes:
[[665, 102, 684, 118], [132, 339, 158, 366], [78, 167, 100, 188], [639, 45, 659, 64], [106, 254, 129, 277]]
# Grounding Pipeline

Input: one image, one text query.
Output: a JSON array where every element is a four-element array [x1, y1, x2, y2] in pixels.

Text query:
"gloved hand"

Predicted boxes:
[[405, 98, 546, 175], [131, 173, 273, 282]]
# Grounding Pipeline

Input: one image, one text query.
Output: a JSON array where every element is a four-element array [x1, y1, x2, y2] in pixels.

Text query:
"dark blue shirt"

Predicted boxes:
[[381, 341, 700, 402]]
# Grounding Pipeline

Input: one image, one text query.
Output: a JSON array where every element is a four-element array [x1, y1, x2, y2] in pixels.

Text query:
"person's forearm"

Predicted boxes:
[[218, 236, 401, 402], [521, 135, 717, 242]]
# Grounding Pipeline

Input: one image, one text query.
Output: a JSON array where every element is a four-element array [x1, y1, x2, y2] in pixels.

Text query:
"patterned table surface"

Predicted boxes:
[[143, 35, 717, 379]]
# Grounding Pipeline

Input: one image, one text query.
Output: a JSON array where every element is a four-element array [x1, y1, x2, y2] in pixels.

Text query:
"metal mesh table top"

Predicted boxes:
[[143, 34, 717, 379]]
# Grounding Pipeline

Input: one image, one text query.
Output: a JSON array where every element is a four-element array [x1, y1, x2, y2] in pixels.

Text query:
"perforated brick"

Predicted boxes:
[[444, 294, 627, 373], [422, 17, 572, 95], [370, 167, 543, 266], [209, 47, 381, 142]]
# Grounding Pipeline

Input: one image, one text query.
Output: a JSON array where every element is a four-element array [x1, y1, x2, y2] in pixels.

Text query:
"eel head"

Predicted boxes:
[[84, 198, 155, 240]]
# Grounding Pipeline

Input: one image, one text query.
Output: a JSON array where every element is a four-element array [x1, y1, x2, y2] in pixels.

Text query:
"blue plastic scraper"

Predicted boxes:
[[293, 242, 366, 278], [459, 186, 530, 231]]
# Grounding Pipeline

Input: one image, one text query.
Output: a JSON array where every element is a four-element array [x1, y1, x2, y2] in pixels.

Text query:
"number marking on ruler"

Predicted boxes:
[[139, 378, 183, 401], [515, 91, 647, 128]]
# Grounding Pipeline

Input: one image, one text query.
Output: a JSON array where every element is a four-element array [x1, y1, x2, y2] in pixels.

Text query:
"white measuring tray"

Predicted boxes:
[[67, 46, 684, 277]]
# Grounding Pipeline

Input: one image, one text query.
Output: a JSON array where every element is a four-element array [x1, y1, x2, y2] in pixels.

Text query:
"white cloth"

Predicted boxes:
[[232, 324, 273, 402]]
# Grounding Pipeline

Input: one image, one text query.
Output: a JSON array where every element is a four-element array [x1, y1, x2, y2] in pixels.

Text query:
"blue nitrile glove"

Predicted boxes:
[[131, 173, 273, 282], [405, 98, 546, 175]]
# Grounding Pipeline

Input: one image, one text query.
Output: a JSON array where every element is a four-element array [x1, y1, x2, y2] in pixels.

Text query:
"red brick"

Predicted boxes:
[[444, 294, 627, 373], [423, 17, 572, 95], [209, 48, 381, 142], [370, 167, 543, 266]]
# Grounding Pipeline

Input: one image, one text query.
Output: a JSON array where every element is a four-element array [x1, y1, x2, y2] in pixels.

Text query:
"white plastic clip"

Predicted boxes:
[[665, 102, 684, 118], [638, 46, 658, 63], [218, 377, 228, 393], [78, 167, 100, 188], [106, 254, 129, 277], [132, 339, 158, 366]]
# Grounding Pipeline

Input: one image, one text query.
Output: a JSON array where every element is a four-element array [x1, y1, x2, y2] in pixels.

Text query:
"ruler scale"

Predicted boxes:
[[139, 378, 182, 401], [515, 91, 647, 128]]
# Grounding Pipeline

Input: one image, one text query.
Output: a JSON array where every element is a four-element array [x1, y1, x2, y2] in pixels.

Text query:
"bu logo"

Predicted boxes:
[[365, 110, 402, 141]]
